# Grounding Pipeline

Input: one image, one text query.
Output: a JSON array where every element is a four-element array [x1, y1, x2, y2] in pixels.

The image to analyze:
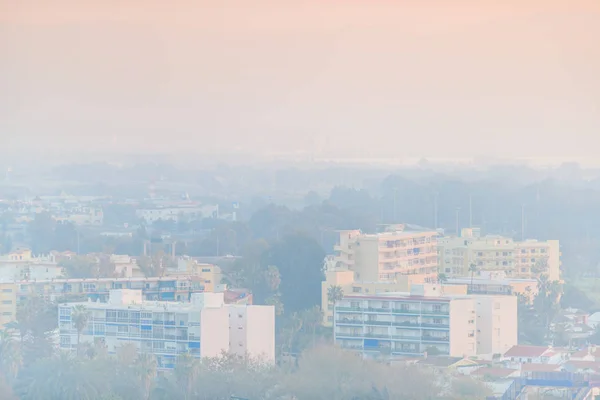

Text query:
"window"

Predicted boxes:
[[327, 316, 333, 322], [117, 325, 128, 333], [1, 289, 12, 293], [2, 300, 12, 305], [201, 268, 211, 272], [352, 287, 361, 293], [494, 303, 501, 310], [2, 311, 11, 316]]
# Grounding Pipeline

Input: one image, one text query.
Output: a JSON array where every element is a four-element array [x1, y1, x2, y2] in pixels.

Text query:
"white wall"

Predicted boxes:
[[449, 298, 477, 357], [228, 305, 275, 363], [200, 307, 230, 358], [245, 306, 275, 363]]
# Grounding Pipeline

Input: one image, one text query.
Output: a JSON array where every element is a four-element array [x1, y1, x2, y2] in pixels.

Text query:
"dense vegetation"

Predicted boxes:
[[0, 333, 490, 400]]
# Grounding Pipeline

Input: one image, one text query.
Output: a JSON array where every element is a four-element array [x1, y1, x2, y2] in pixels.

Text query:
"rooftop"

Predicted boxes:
[[504, 345, 551, 358]]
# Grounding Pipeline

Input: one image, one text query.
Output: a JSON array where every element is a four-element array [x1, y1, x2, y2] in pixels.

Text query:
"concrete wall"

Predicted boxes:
[[449, 298, 476, 357], [200, 307, 230, 358]]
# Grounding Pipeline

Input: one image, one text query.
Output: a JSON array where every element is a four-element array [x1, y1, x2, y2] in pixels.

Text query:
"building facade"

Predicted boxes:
[[333, 285, 517, 358], [228, 305, 275, 361], [0, 249, 64, 281], [438, 229, 561, 281], [332, 226, 439, 283], [58, 290, 274, 369]]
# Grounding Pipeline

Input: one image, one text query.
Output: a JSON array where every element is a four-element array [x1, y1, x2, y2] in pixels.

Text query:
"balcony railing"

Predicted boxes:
[[392, 308, 421, 315], [421, 335, 450, 342], [391, 335, 421, 341], [421, 309, 450, 315], [336, 307, 362, 312]]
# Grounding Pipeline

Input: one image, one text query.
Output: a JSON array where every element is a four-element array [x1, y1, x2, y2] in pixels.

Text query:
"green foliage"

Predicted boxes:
[[262, 233, 325, 314]]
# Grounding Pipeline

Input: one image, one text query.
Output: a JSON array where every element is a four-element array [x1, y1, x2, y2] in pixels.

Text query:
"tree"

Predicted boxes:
[[0, 330, 20, 383], [173, 353, 201, 400], [450, 376, 492, 400], [469, 262, 477, 288], [60, 255, 98, 279], [327, 285, 344, 306], [15, 354, 102, 400], [262, 233, 325, 314], [72, 305, 90, 357], [134, 353, 157, 400], [301, 306, 323, 348]]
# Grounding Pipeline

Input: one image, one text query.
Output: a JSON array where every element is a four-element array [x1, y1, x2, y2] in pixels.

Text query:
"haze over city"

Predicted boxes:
[[1, 0, 599, 163], [3, 3, 600, 399]]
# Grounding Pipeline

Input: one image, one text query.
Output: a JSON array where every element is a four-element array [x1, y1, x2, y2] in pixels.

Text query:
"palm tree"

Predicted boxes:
[[134, 353, 157, 400], [175, 352, 201, 400], [71, 305, 90, 356], [327, 285, 344, 307], [468, 263, 477, 290]]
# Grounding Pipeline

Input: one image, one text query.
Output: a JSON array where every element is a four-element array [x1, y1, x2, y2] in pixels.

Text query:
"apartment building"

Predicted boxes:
[[445, 271, 539, 300], [0, 249, 64, 281], [332, 226, 439, 283], [0, 272, 246, 327], [438, 228, 561, 281], [58, 290, 274, 368], [228, 305, 275, 361], [475, 295, 518, 356], [321, 268, 427, 327], [135, 204, 219, 224], [0, 283, 16, 326], [333, 284, 517, 358]]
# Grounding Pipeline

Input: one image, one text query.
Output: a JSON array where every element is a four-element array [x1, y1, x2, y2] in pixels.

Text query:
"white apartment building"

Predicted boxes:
[[438, 228, 561, 281], [136, 204, 219, 224], [0, 249, 64, 281], [58, 289, 275, 369], [229, 305, 275, 361], [333, 284, 517, 358], [474, 295, 518, 356], [332, 226, 440, 283]]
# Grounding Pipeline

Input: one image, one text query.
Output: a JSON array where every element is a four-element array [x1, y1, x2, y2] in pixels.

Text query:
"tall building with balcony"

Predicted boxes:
[[332, 226, 440, 283], [0, 275, 252, 327], [438, 228, 560, 282], [58, 290, 275, 369], [333, 284, 517, 358]]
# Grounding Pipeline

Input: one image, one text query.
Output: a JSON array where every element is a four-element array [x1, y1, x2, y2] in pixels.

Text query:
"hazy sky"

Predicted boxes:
[[1, 1, 599, 160]]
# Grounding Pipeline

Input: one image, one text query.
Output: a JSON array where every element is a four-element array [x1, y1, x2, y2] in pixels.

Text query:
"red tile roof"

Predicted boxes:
[[504, 345, 550, 358]]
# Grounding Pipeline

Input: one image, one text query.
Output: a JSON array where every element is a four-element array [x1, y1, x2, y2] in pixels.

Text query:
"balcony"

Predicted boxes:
[[364, 333, 391, 339], [336, 318, 363, 326], [421, 335, 450, 343], [365, 307, 392, 313], [391, 335, 421, 341], [364, 320, 393, 326], [336, 332, 365, 338], [336, 307, 363, 313], [421, 309, 449, 316], [421, 323, 450, 329], [392, 308, 421, 315]]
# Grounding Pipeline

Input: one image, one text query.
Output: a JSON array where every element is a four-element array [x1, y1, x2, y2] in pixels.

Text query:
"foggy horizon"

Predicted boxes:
[[1, 0, 599, 161]]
